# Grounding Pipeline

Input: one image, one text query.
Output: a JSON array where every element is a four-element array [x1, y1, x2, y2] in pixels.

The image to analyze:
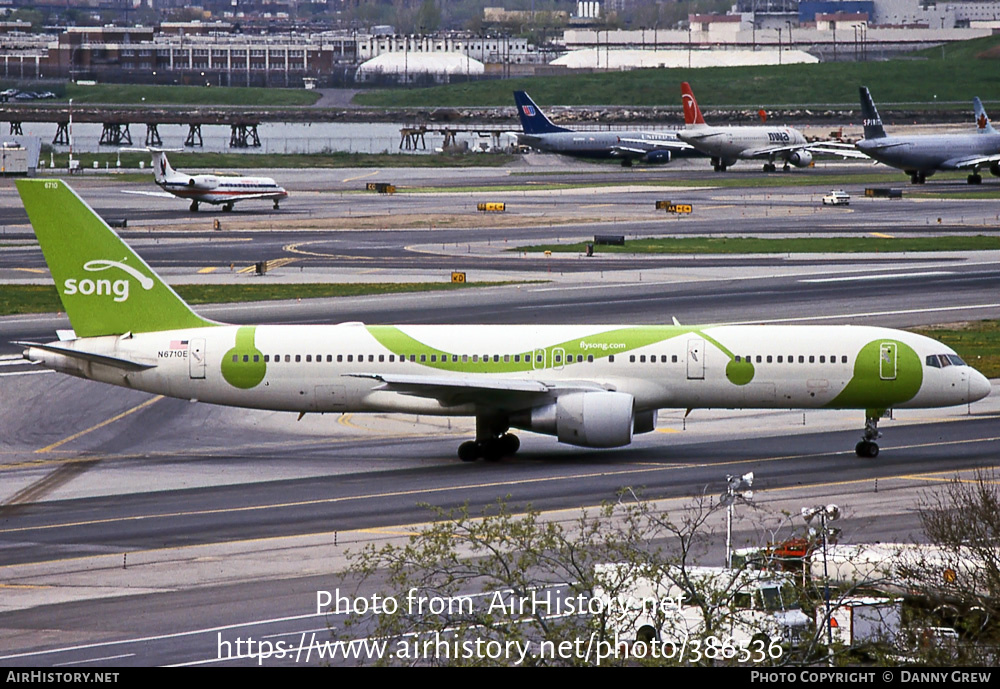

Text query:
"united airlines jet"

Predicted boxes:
[[16, 181, 990, 460]]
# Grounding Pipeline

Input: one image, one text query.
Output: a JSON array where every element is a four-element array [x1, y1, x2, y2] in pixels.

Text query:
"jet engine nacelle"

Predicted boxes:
[[187, 175, 218, 191], [991, 162, 1000, 177], [643, 150, 672, 164], [513, 391, 635, 448], [788, 150, 813, 168]]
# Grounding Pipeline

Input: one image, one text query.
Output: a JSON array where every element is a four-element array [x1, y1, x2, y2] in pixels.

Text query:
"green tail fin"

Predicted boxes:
[[17, 179, 217, 337]]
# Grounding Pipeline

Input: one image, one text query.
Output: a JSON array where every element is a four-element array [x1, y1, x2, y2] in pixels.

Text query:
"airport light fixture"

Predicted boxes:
[[721, 471, 754, 568], [802, 504, 841, 647]]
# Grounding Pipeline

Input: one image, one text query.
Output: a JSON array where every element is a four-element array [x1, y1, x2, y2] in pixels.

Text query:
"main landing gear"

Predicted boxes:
[[458, 417, 520, 462], [968, 172, 983, 185], [855, 412, 882, 458], [711, 157, 727, 172], [273, 199, 281, 209], [223, 202, 234, 212], [189, 200, 200, 212], [909, 172, 927, 184]]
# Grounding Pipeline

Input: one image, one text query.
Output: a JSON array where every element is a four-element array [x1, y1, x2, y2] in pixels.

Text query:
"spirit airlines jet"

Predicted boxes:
[[127, 148, 288, 212], [16, 180, 990, 460], [514, 91, 698, 167], [677, 82, 863, 172], [857, 86, 1000, 185]]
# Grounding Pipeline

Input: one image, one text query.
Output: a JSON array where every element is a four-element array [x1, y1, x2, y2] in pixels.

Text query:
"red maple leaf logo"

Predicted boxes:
[[978, 113, 988, 130]]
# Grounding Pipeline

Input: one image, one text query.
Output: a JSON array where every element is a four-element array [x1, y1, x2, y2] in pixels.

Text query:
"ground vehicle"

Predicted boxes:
[[815, 597, 902, 647], [594, 564, 811, 650], [822, 190, 851, 206]]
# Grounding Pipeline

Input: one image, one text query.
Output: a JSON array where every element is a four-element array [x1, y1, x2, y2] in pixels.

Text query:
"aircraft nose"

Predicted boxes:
[[969, 370, 992, 402]]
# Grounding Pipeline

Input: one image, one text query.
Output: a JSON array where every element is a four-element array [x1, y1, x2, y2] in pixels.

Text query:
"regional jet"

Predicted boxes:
[[513, 91, 698, 167], [857, 86, 1000, 184], [16, 181, 990, 460], [677, 82, 864, 172], [127, 148, 288, 212]]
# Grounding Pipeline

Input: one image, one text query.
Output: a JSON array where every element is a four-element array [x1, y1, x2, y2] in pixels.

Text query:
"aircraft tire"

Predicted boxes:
[[458, 441, 479, 462], [855, 441, 879, 458]]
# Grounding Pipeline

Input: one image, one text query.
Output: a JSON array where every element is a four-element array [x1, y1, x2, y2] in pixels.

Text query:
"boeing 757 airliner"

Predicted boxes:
[[16, 180, 990, 460]]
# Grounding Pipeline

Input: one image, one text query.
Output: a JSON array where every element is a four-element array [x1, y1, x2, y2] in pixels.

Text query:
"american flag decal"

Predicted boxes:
[[170, 340, 189, 350], [522, 105, 536, 116]]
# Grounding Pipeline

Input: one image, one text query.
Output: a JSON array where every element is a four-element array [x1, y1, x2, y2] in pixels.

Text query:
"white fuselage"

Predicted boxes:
[[28, 323, 988, 419], [679, 126, 807, 166]]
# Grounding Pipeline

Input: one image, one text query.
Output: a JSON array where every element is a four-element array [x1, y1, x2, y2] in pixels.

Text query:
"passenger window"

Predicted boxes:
[[504, 355, 510, 363], [513, 355, 519, 363], [609, 355, 615, 363], [799, 356, 804, 363], [777, 356, 783, 363], [306, 355, 312, 362], [809, 356, 815, 363], [819, 356, 825, 363], [232, 354, 238, 363], [295, 355, 301, 363], [672, 355, 678, 363], [254, 355, 259, 363], [430, 355, 437, 362], [587, 355, 594, 362], [841, 356, 847, 364], [630, 355, 636, 363], [463, 355, 469, 362], [284, 355, 291, 363], [347, 355, 353, 362], [554, 355, 561, 363], [337, 355, 343, 362], [388, 355, 394, 362], [661, 355, 668, 363], [264, 355, 270, 362], [766, 355, 772, 363], [368, 355, 374, 362], [756, 355, 762, 363], [735, 356, 741, 362], [420, 355, 426, 362], [243, 355, 249, 363], [379, 355, 384, 362], [640, 355, 646, 363]]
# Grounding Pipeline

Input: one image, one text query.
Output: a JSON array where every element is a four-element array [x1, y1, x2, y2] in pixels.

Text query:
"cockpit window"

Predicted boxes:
[[927, 354, 967, 368]]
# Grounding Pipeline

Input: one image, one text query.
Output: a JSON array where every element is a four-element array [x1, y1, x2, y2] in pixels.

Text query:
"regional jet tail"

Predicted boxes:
[[16, 180, 990, 461], [512, 90, 697, 167], [678, 82, 866, 172], [857, 87, 1000, 184], [125, 147, 288, 212]]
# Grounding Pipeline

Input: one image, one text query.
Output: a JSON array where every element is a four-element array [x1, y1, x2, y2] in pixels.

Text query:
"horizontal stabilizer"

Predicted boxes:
[[16, 341, 157, 371]]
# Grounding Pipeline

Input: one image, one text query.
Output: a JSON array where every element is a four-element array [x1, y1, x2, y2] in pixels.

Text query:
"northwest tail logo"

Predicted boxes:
[[63, 258, 155, 302]]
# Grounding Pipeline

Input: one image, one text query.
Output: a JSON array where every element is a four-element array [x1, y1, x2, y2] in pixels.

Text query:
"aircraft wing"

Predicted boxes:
[[807, 145, 871, 160], [122, 189, 176, 199], [739, 141, 868, 160], [346, 372, 603, 409], [615, 137, 697, 153], [941, 153, 1000, 170]]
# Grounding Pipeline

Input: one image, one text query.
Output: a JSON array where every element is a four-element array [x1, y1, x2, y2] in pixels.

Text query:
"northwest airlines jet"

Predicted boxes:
[[16, 181, 990, 460], [678, 82, 863, 172]]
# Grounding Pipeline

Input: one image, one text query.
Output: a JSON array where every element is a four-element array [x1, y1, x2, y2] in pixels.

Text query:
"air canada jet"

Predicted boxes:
[[126, 148, 288, 212], [513, 91, 698, 167], [857, 86, 1000, 184], [16, 180, 991, 460], [677, 82, 864, 172]]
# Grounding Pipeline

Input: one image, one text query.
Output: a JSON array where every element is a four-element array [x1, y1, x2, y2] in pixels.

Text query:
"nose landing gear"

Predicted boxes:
[[855, 411, 883, 457]]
